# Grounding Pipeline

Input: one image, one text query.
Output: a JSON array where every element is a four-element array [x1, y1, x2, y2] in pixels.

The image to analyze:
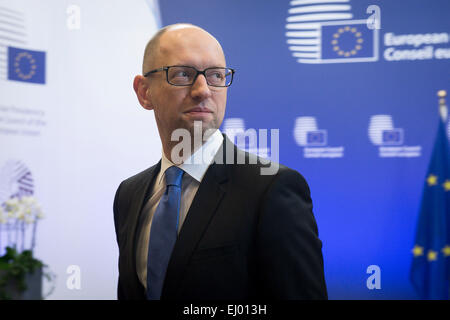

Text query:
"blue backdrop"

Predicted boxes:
[[159, 0, 450, 299]]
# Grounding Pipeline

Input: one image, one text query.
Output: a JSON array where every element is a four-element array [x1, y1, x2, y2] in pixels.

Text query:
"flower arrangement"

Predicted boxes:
[[0, 196, 46, 299], [0, 196, 44, 251]]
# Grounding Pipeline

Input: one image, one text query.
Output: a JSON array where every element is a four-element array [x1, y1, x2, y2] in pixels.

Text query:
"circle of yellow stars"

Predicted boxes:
[[14, 52, 37, 80], [331, 26, 364, 57]]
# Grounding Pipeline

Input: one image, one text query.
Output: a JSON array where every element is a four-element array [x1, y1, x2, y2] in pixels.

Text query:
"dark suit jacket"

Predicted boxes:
[[113, 136, 327, 300]]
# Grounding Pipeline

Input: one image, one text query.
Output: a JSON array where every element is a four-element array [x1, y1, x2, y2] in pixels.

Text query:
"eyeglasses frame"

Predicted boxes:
[[143, 65, 235, 87]]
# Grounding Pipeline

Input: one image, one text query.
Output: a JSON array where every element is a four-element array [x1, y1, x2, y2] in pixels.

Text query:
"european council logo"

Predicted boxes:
[[7, 46, 46, 84], [368, 115, 421, 158], [222, 118, 271, 158], [293, 117, 344, 158], [285, 0, 379, 64], [368, 115, 403, 146], [293, 117, 327, 147]]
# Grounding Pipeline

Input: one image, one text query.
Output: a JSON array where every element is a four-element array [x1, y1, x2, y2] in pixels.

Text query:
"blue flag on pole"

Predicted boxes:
[[410, 111, 450, 300]]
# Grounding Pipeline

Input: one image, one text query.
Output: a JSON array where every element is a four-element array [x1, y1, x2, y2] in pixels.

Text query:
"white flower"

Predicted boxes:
[[24, 216, 34, 224], [5, 198, 19, 213], [7, 209, 16, 218], [16, 208, 26, 220], [21, 196, 37, 206], [0, 207, 6, 224], [5, 197, 19, 206], [24, 207, 32, 216], [2, 196, 45, 223], [36, 208, 45, 219]]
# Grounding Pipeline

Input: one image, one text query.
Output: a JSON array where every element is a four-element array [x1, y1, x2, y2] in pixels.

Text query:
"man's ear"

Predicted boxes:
[[133, 75, 153, 110]]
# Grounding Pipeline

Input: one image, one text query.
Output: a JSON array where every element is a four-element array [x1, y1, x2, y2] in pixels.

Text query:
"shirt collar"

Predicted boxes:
[[158, 129, 223, 184]]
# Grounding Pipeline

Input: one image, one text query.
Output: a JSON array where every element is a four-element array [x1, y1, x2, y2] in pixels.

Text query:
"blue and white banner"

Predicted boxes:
[[158, 0, 450, 299]]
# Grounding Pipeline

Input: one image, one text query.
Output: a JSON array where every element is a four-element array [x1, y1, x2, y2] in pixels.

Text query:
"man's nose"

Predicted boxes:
[[190, 74, 212, 100]]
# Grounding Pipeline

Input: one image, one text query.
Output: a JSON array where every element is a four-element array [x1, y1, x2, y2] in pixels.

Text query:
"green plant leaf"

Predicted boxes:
[[0, 246, 45, 299]]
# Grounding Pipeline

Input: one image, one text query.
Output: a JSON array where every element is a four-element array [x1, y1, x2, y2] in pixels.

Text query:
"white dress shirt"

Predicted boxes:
[[136, 130, 224, 289]]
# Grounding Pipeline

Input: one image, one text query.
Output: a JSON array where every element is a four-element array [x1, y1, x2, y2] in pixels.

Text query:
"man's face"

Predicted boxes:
[[146, 27, 228, 141]]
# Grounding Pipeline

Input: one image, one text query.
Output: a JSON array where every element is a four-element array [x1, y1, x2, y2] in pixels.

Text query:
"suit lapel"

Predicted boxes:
[[162, 138, 231, 299]]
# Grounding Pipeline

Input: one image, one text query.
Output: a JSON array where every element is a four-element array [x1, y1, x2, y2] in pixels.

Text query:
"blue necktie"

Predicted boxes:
[[147, 166, 184, 300]]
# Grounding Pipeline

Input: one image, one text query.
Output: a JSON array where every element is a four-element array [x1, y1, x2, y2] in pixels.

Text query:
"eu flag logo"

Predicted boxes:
[[8, 46, 46, 84], [382, 129, 404, 145], [307, 130, 327, 146], [320, 21, 378, 63]]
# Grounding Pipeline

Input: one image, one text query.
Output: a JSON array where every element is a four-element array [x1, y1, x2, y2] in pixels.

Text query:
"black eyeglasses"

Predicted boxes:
[[144, 65, 235, 87]]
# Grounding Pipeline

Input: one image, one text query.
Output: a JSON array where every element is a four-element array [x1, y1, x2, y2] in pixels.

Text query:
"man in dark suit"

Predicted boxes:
[[113, 23, 327, 300]]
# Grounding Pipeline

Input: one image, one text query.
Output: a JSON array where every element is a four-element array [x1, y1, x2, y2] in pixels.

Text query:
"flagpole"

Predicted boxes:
[[438, 90, 447, 123]]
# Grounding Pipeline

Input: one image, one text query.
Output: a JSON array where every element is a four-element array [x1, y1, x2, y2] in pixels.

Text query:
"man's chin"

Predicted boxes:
[[185, 120, 217, 135], [183, 110, 214, 122]]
